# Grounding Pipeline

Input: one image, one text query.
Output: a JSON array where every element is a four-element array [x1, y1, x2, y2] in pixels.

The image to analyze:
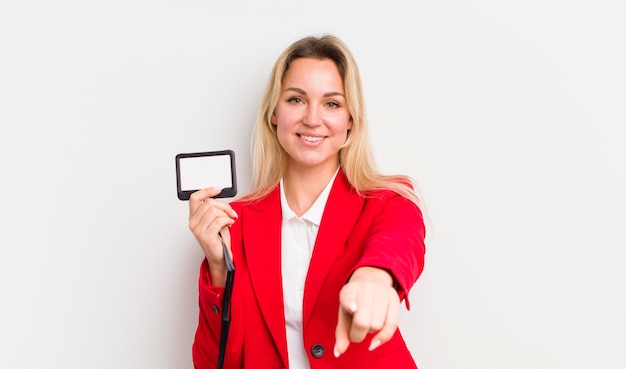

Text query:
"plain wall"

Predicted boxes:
[[1, 1, 624, 368]]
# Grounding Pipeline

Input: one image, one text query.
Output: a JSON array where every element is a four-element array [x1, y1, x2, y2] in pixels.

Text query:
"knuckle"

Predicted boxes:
[[370, 319, 384, 331], [351, 316, 369, 331], [349, 329, 366, 343], [189, 191, 203, 201], [388, 289, 401, 302], [377, 327, 395, 341], [339, 285, 355, 300], [382, 319, 398, 335]]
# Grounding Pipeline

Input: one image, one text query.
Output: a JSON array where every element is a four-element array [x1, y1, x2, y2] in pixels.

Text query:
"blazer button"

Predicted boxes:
[[311, 344, 325, 359]]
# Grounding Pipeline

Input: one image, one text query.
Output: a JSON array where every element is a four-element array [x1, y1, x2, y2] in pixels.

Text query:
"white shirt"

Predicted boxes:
[[280, 169, 338, 369]]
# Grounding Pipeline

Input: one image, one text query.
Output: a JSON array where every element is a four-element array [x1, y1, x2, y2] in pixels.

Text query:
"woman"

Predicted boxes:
[[188, 34, 426, 369]]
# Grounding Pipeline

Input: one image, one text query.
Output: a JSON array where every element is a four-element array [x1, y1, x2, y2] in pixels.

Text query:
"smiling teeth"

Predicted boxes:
[[300, 135, 324, 142]]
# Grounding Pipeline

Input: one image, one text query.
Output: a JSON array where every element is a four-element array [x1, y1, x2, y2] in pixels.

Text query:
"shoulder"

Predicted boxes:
[[338, 168, 417, 205], [360, 187, 423, 228], [363, 186, 413, 207], [363, 188, 401, 200]]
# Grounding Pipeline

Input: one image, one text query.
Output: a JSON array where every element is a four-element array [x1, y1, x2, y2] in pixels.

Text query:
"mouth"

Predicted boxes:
[[297, 134, 325, 143]]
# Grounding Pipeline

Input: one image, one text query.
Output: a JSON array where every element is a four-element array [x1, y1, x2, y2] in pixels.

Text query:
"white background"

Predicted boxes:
[[1, 1, 624, 368]]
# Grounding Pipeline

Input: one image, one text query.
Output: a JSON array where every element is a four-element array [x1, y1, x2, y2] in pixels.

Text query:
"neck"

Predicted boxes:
[[283, 163, 339, 217]]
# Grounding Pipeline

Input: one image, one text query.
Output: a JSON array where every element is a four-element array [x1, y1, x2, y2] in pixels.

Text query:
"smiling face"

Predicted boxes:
[[271, 57, 353, 174]]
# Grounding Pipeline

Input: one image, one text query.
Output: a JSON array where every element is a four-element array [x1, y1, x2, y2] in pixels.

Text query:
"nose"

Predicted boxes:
[[303, 105, 322, 127]]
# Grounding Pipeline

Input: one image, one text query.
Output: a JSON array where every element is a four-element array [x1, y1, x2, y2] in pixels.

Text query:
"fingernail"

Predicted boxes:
[[232, 210, 239, 218], [333, 347, 340, 358], [368, 339, 381, 351], [348, 302, 357, 312], [212, 186, 224, 191]]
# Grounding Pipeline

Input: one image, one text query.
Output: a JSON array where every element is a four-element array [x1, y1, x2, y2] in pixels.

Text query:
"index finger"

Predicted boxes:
[[189, 186, 224, 203], [334, 304, 352, 357], [334, 287, 359, 357], [189, 187, 237, 218]]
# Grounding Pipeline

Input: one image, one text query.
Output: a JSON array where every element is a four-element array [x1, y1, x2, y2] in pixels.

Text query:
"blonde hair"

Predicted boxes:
[[247, 34, 421, 208]]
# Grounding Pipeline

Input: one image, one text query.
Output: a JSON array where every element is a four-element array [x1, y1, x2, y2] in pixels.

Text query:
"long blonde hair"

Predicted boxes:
[[247, 34, 421, 208]]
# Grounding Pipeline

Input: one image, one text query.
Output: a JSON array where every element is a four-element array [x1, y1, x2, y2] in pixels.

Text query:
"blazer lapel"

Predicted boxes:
[[243, 188, 289, 366], [303, 171, 364, 325]]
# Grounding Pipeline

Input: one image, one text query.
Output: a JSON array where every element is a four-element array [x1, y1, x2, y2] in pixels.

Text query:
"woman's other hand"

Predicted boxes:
[[188, 187, 238, 287]]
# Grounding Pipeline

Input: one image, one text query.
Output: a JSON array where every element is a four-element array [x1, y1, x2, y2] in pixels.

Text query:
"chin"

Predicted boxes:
[[292, 155, 338, 169]]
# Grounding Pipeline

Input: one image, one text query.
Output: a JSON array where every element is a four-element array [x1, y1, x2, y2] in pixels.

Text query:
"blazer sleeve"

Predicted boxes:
[[193, 260, 228, 368], [352, 192, 426, 309]]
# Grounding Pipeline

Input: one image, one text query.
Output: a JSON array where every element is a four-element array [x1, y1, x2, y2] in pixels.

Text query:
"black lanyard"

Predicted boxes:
[[217, 237, 235, 369]]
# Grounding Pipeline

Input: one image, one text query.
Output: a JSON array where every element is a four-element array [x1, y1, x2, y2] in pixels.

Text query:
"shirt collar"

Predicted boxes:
[[280, 167, 340, 226]]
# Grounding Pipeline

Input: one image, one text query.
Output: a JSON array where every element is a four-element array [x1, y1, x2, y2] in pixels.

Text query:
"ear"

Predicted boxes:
[[271, 111, 277, 125]]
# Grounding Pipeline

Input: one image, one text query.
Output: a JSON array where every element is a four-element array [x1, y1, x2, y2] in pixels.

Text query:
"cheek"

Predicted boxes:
[[274, 123, 291, 149], [330, 114, 352, 133], [273, 105, 302, 125]]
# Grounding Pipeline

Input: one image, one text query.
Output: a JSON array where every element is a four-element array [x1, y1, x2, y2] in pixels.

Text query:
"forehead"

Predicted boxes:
[[283, 58, 344, 90]]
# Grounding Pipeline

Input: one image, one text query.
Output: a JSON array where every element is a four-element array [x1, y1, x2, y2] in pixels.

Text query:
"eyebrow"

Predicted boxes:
[[284, 87, 345, 98]]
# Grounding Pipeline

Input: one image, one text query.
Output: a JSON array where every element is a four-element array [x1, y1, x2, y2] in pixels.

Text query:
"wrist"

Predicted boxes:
[[206, 258, 228, 287], [350, 266, 393, 287]]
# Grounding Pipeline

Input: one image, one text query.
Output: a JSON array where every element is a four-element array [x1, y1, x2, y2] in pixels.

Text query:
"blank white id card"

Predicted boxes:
[[175, 150, 237, 200]]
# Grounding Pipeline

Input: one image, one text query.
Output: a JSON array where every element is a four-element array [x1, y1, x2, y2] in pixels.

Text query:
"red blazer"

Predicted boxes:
[[192, 170, 426, 369]]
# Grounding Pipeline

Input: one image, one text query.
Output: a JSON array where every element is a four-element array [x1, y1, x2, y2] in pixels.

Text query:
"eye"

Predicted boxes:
[[287, 96, 304, 104], [326, 101, 341, 109]]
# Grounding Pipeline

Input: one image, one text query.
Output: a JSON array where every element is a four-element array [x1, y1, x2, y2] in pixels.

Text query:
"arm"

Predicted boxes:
[[334, 192, 426, 357], [353, 192, 426, 307], [189, 189, 243, 368]]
